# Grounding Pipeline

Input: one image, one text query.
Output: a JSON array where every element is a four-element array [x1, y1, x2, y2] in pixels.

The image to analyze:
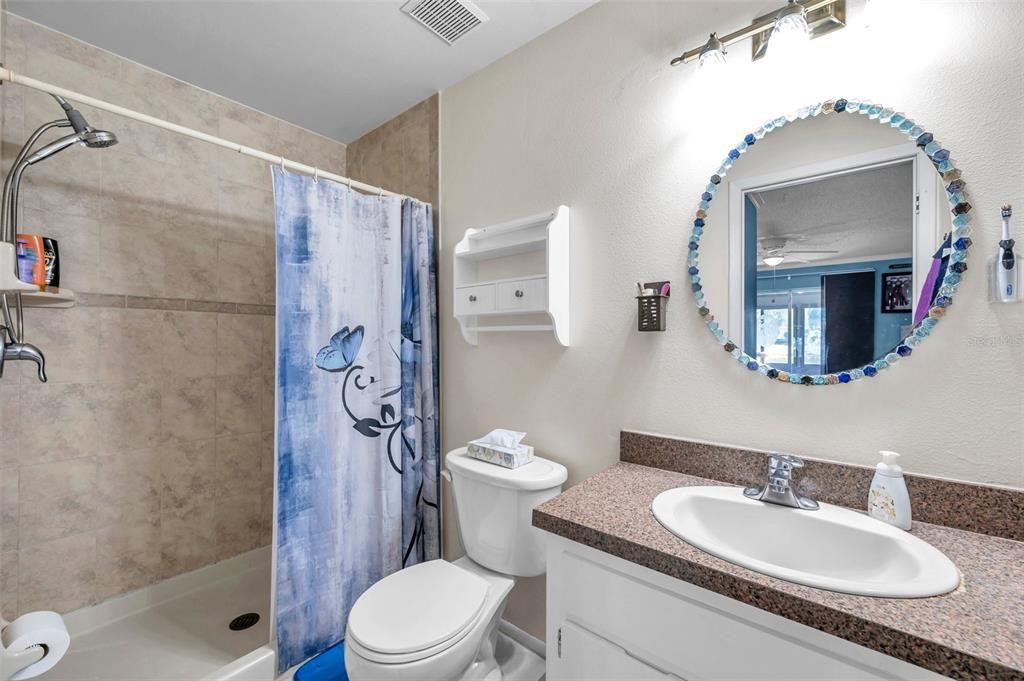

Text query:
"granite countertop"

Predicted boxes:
[[533, 462, 1024, 681]]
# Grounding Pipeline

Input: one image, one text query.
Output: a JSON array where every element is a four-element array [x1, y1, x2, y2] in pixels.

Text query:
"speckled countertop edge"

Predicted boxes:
[[533, 462, 1024, 681]]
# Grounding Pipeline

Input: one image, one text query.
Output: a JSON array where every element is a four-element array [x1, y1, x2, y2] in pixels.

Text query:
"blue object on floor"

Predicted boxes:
[[294, 641, 348, 681]]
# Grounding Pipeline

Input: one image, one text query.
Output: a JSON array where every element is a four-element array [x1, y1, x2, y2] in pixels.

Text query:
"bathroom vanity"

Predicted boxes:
[[534, 433, 1024, 681]]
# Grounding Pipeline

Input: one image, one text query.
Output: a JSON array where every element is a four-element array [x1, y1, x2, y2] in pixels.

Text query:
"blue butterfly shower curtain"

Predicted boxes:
[[272, 168, 439, 673]]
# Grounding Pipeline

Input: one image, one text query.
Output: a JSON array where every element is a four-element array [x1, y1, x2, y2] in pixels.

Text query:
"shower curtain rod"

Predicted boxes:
[[0, 67, 407, 199]]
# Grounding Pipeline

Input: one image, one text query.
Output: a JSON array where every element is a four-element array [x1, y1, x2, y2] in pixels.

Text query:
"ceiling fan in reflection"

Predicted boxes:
[[758, 237, 838, 267]]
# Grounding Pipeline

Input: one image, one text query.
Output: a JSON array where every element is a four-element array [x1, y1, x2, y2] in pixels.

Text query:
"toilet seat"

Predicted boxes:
[[347, 560, 489, 664]]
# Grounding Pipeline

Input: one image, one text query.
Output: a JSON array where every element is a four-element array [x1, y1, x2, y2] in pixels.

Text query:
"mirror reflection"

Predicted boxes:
[[700, 114, 949, 376]]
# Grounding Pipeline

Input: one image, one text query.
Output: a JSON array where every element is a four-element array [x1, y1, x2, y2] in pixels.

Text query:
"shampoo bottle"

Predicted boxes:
[[868, 450, 911, 531]]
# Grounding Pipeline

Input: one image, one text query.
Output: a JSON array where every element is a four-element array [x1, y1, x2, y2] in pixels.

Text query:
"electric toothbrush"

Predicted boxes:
[[995, 205, 1017, 302]]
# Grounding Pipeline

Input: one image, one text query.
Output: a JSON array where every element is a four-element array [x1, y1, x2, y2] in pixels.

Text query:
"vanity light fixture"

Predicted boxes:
[[697, 33, 727, 71], [762, 255, 786, 268], [669, 0, 846, 67], [767, 1, 811, 59]]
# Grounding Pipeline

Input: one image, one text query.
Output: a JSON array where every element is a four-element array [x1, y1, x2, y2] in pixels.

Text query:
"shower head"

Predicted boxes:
[[23, 128, 118, 164], [82, 129, 118, 148], [46, 95, 119, 149]]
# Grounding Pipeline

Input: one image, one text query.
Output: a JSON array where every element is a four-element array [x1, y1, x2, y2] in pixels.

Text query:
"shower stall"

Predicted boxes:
[[0, 16, 437, 680]]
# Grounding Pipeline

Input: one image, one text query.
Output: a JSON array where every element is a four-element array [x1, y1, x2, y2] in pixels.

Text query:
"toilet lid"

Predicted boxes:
[[347, 560, 489, 656]]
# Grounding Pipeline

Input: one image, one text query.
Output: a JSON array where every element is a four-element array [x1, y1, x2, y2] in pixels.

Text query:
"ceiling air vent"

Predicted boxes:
[[401, 0, 489, 45]]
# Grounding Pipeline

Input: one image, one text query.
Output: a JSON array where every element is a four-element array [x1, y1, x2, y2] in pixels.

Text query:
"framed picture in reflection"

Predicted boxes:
[[881, 272, 913, 314]]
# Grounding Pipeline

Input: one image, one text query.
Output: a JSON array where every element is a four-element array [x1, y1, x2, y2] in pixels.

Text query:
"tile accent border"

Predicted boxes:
[[76, 292, 275, 316], [621, 430, 1024, 542]]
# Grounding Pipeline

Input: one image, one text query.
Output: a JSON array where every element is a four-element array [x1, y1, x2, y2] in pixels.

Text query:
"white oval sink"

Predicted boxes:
[[651, 486, 960, 598]]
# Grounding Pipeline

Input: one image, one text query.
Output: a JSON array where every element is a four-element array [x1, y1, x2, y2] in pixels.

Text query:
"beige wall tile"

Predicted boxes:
[[97, 309, 166, 384], [161, 377, 217, 441], [216, 314, 263, 377], [95, 518, 161, 601], [16, 307, 100, 385], [159, 438, 216, 514], [1, 469, 18, 552], [216, 240, 269, 305], [261, 372, 275, 434], [14, 383, 97, 468], [162, 310, 218, 379], [214, 433, 262, 498], [94, 449, 161, 528], [348, 94, 439, 205], [1, 549, 18, 617], [217, 178, 274, 246], [95, 220, 167, 298], [215, 374, 261, 437], [0, 386, 18, 451], [160, 498, 216, 578], [160, 222, 220, 302], [19, 533, 97, 614], [94, 383, 162, 453], [214, 492, 262, 560], [19, 457, 98, 547]]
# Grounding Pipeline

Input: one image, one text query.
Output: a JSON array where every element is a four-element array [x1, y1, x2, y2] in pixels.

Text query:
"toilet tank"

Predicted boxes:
[[445, 447, 567, 577]]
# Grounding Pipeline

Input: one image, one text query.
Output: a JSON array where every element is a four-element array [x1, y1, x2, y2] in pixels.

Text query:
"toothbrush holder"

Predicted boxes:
[[636, 281, 669, 332]]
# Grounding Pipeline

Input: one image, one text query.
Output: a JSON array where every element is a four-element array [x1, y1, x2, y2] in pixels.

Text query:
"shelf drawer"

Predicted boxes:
[[454, 284, 495, 316], [496, 278, 547, 312]]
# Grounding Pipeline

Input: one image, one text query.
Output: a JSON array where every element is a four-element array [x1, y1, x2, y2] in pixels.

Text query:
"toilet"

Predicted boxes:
[[344, 447, 568, 681]]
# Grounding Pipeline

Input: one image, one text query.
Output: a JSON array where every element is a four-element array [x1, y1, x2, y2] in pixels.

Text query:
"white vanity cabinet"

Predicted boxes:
[[545, 535, 950, 681]]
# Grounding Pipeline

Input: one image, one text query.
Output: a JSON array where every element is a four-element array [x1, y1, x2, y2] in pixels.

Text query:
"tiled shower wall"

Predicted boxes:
[[347, 94, 439, 206], [0, 14, 347, 616]]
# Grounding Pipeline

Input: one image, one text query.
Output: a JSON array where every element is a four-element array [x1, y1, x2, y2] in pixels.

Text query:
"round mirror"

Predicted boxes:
[[689, 100, 971, 386]]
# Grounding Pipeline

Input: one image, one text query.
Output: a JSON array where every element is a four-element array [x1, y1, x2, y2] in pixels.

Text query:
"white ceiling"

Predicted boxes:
[[7, 0, 595, 142], [749, 161, 914, 268]]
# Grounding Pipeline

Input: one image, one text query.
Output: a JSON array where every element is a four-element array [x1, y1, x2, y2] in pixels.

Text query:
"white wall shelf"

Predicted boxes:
[[454, 206, 571, 346]]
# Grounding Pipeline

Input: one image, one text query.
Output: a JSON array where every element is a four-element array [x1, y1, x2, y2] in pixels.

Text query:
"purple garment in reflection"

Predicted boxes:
[[914, 235, 952, 325]]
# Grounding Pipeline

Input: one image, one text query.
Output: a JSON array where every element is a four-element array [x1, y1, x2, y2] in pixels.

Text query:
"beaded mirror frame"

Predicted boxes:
[[687, 99, 971, 386]]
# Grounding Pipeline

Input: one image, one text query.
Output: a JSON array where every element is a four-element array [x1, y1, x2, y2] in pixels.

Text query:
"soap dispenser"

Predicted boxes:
[[868, 450, 911, 530]]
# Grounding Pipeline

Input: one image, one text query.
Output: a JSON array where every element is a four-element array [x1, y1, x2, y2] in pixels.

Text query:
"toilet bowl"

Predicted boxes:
[[344, 448, 567, 681]]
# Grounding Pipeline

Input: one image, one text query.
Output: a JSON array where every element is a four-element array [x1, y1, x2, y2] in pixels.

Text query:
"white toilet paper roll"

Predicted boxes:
[[2, 611, 70, 681]]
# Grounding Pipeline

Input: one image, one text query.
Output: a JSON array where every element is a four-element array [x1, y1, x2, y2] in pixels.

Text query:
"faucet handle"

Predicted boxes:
[[769, 453, 804, 472]]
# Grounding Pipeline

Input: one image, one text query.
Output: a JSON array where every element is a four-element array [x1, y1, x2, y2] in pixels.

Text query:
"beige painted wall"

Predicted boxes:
[[0, 14, 346, 617], [347, 94, 439, 206], [440, 0, 1024, 638]]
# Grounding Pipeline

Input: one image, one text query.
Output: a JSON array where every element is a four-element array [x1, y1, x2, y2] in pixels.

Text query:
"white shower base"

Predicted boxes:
[[38, 547, 274, 681]]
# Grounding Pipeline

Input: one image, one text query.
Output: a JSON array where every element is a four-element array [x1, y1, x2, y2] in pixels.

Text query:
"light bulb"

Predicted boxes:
[[697, 33, 726, 72], [763, 255, 786, 268], [768, 1, 810, 61]]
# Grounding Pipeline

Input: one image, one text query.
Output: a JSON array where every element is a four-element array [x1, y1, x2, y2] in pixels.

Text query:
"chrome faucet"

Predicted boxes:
[[0, 332, 47, 383], [744, 454, 818, 510]]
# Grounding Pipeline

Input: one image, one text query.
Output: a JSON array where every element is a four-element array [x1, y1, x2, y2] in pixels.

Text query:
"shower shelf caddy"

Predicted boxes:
[[20, 287, 75, 308], [453, 206, 571, 346]]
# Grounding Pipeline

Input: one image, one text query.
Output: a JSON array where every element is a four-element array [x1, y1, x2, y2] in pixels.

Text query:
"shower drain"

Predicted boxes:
[[229, 613, 261, 631]]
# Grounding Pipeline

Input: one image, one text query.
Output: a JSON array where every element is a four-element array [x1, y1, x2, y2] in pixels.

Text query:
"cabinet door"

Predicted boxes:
[[556, 621, 685, 681]]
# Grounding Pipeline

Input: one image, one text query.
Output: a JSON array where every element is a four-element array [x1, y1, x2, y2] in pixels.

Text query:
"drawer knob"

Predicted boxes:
[[514, 289, 524, 298], [469, 295, 477, 302]]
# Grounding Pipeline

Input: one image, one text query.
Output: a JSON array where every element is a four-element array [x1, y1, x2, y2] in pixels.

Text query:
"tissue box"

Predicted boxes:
[[466, 441, 535, 469]]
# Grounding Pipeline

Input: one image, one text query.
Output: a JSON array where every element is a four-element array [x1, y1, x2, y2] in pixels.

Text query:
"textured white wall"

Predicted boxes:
[[440, 0, 1024, 636]]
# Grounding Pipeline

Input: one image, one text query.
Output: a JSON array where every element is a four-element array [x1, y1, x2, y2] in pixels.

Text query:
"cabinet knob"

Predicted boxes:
[[469, 295, 477, 302], [514, 289, 524, 298]]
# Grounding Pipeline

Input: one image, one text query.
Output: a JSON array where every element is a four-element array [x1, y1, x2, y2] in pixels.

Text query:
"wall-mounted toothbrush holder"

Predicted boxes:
[[636, 281, 670, 332]]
